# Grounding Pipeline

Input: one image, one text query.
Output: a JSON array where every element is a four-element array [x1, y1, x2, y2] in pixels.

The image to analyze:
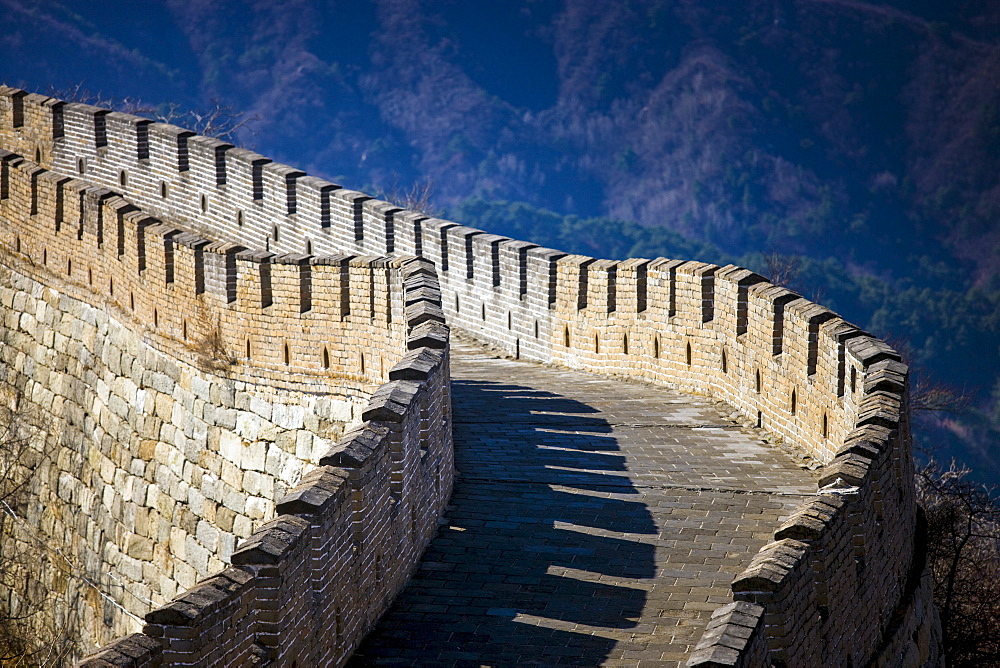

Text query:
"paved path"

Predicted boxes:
[[349, 341, 817, 667]]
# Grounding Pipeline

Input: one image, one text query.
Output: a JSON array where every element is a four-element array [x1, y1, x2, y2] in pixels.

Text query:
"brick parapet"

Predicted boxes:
[[0, 147, 406, 396]]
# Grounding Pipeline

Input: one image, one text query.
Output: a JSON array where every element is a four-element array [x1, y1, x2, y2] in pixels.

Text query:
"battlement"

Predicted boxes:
[[0, 126, 452, 663], [0, 148, 411, 395], [0, 86, 938, 667]]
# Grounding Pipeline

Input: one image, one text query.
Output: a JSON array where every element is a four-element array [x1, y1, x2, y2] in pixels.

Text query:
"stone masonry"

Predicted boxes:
[[0, 86, 943, 666]]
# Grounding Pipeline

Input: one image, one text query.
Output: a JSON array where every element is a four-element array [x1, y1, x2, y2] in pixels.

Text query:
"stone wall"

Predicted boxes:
[[83, 343, 452, 666], [0, 132, 452, 663], [0, 261, 361, 642], [0, 86, 939, 666]]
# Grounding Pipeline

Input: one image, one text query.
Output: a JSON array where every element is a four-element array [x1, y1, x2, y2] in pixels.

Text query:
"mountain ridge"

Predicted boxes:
[[2, 0, 997, 480]]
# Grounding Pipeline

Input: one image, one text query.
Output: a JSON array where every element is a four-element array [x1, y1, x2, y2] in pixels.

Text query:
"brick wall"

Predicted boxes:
[[0, 86, 939, 666], [0, 135, 452, 664]]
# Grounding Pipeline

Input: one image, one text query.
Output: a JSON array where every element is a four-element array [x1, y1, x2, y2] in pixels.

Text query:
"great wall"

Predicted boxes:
[[0, 86, 941, 666]]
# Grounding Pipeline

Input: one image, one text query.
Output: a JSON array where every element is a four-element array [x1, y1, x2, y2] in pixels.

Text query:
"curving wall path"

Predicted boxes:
[[0, 86, 942, 666]]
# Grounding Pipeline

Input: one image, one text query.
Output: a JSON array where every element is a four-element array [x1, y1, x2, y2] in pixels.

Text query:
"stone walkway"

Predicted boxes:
[[349, 341, 817, 667]]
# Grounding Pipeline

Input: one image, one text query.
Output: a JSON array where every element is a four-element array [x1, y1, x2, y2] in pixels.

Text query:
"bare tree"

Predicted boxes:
[[43, 84, 148, 116], [194, 303, 237, 373], [884, 334, 972, 414], [878, 326, 995, 664], [153, 100, 258, 145], [43, 83, 258, 145], [0, 378, 78, 664], [377, 177, 439, 218], [917, 460, 1000, 666], [899, 326, 993, 664], [910, 377, 973, 414], [762, 249, 801, 288]]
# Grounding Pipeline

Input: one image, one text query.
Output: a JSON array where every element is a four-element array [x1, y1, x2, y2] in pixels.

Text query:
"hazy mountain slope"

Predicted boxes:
[[1, 0, 997, 480], [4, 0, 996, 273]]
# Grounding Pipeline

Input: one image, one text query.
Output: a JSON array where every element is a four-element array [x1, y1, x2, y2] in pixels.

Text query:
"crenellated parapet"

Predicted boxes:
[[0, 146, 410, 395], [0, 85, 939, 666], [0, 122, 452, 664]]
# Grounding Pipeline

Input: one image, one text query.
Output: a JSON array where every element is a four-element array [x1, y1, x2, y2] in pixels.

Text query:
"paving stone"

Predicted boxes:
[[349, 341, 816, 666]]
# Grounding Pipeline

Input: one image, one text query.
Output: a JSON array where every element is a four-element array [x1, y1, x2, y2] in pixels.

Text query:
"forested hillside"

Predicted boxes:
[[2, 0, 998, 480]]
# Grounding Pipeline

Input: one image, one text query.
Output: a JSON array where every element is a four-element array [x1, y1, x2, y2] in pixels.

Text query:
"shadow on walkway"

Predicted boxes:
[[349, 377, 659, 666]]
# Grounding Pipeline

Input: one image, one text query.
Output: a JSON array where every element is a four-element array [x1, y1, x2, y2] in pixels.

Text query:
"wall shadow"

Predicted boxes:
[[350, 378, 657, 665]]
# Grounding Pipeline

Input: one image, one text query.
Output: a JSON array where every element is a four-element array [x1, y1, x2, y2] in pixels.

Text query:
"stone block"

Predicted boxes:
[[235, 412, 262, 440], [249, 395, 273, 421], [127, 534, 154, 561], [232, 515, 253, 538], [272, 403, 304, 430], [219, 431, 242, 467], [196, 520, 220, 553], [243, 440, 267, 472]]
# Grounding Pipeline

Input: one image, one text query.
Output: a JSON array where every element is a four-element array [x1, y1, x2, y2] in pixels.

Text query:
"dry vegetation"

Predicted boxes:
[[917, 460, 1000, 666], [376, 177, 440, 218], [186, 300, 235, 373], [46, 84, 257, 145], [0, 380, 78, 664]]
